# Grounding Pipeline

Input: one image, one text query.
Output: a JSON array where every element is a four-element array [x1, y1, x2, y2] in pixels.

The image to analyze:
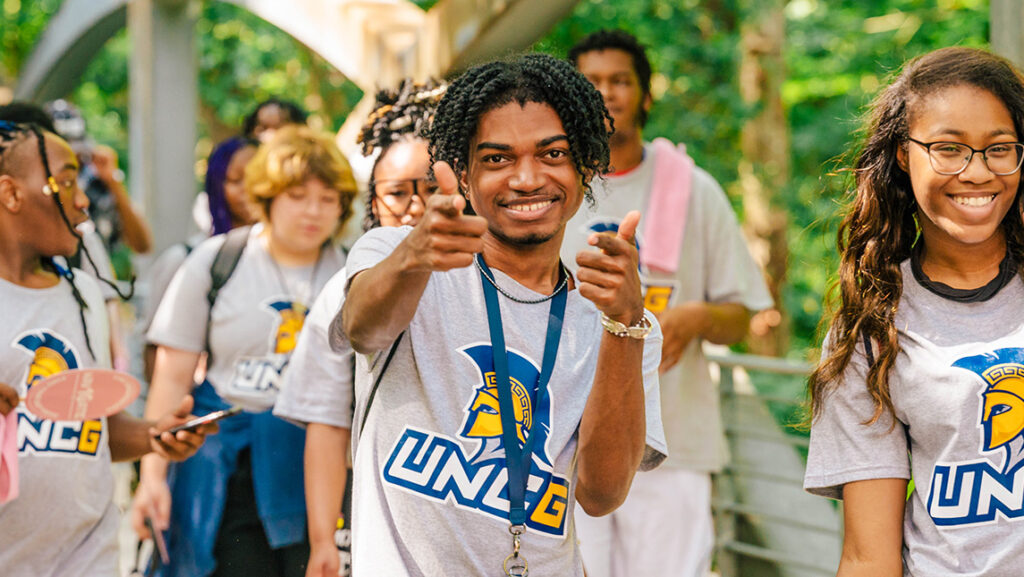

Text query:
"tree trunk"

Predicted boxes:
[[738, 0, 789, 357]]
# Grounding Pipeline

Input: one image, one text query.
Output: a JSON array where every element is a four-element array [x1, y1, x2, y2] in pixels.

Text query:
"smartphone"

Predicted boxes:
[[157, 406, 242, 438]]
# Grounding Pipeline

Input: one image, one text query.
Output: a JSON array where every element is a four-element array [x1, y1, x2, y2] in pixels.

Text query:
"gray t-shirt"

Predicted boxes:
[[805, 259, 1024, 576], [0, 274, 118, 577], [139, 232, 208, 340], [148, 224, 345, 411], [345, 227, 667, 576], [274, 268, 354, 428], [561, 142, 773, 472]]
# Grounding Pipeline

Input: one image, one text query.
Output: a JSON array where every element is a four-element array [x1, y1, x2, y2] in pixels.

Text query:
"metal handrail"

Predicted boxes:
[[706, 351, 813, 375], [708, 349, 840, 577]]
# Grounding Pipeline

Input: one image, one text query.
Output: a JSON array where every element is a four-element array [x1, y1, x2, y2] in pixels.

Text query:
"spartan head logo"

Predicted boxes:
[[264, 300, 308, 354], [15, 330, 79, 389], [980, 365, 1024, 451], [457, 344, 552, 467], [953, 348, 1024, 475]]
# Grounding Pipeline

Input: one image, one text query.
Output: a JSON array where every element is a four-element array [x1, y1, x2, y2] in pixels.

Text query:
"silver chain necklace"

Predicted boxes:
[[475, 254, 569, 305], [268, 246, 323, 309]]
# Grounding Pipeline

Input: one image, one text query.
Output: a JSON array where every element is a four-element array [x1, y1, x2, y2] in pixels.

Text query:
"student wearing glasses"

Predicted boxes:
[[272, 79, 445, 577], [805, 47, 1024, 576]]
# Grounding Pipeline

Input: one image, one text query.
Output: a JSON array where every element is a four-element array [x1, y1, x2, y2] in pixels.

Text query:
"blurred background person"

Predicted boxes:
[[132, 125, 357, 577], [139, 136, 260, 382], [243, 98, 309, 144], [273, 78, 444, 577], [564, 29, 773, 577], [47, 99, 153, 272]]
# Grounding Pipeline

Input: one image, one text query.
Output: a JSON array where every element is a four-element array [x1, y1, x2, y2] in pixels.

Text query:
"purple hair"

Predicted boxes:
[[206, 136, 257, 235]]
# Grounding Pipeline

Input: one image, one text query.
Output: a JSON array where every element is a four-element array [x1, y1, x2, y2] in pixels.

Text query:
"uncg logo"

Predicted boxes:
[[267, 300, 308, 355], [929, 348, 1024, 526], [382, 344, 571, 536], [14, 330, 103, 457], [230, 299, 308, 396], [585, 218, 677, 314]]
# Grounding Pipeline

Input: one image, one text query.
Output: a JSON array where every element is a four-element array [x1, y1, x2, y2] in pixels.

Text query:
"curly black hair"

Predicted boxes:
[[568, 29, 652, 127], [429, 52, 611, 203]]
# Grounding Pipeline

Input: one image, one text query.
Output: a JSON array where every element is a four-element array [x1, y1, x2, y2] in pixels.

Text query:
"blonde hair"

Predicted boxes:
[[244, 125, 357, 234]]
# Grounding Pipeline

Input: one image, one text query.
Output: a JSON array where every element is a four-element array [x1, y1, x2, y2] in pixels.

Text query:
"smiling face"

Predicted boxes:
[[463, 101, 585, 249], [899, 84, 1022, 255], [267, 177, 343, 255]]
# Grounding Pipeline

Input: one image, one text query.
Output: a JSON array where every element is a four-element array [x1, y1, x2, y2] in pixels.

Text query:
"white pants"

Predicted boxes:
[[575, 468, 714, 577]]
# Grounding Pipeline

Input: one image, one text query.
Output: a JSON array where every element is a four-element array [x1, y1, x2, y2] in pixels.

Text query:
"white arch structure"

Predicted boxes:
[[15, 0, 578, 252]]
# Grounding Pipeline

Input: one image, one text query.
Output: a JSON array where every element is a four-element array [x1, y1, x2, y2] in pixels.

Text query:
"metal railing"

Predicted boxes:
[[707, 351, 841, 577]]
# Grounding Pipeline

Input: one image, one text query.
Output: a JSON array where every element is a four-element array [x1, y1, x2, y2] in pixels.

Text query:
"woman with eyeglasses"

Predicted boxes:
[[272, 79, 444, 577], [804, 47, 1024, 576]]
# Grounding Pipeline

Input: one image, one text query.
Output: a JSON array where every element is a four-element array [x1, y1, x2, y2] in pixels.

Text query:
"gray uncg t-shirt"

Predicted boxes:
[[561, 142, 773, 472], [805, 260, 1024, 576], [274, 268, 354, 428], [345, 227, 668, 576], [0, 275, 118, 577], [148, 224, 346, 412]]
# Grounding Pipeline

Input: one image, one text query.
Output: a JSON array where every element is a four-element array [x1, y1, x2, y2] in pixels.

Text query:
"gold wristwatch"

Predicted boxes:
[[599, 313, 652, 339]]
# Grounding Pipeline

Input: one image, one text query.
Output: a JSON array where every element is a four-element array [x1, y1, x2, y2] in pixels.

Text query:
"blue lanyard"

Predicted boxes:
[[477, 254, 567, 527]]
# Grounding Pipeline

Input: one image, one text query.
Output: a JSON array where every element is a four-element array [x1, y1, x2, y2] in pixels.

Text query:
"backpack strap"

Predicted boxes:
[[205, 226, 250, 361], [356, 332, 404, 450]]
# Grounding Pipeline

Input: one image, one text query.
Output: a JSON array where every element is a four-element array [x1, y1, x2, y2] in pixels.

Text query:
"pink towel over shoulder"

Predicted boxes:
[[0, 409, 18, 504], [640, 138, 694, 274]]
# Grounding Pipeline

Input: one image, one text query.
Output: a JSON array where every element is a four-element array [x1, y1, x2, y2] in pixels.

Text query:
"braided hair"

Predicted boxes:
[[358, 79, 446, 231], [429, 53, 612, 203], [0, 121, 100, 358]]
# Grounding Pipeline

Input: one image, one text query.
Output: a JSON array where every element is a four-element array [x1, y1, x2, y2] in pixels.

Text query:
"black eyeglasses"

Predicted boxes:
[[907, 137, 1024, 176], [370, 178, 439, 218]]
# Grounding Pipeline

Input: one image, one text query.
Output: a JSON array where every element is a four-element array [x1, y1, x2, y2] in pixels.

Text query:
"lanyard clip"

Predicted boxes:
[[503, 524, 529, 577]]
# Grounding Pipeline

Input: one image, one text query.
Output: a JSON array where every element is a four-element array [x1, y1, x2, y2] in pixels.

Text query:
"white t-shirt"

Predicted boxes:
[[561, 143, 773, 472], [0, 273, 118, 577], [805, 259, 1024, 576], [345, 227, 667, 576], [274, 269, 354, 428], [148, 224, 346, 411]]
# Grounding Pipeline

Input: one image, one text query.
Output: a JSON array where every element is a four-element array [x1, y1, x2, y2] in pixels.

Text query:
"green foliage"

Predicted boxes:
[[0, 0, 62, 87], [196, 2, 363, 140], [2, 0, 994, 357], [1, 0, 362, 187], [535, 0, 746, 193], [537, 0, 990, 355]]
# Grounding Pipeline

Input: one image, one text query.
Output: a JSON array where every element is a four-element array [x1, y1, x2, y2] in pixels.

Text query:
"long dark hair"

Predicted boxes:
[[809, 47, 1024, 425]]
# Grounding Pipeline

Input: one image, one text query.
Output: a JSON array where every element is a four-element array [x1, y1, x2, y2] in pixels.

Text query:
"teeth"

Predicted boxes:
[[953, 195, 996, 207], [508, 200, 553, 212]]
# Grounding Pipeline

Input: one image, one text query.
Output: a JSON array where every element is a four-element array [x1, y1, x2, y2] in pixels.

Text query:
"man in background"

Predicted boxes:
[[563, 29, 774, 577]]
